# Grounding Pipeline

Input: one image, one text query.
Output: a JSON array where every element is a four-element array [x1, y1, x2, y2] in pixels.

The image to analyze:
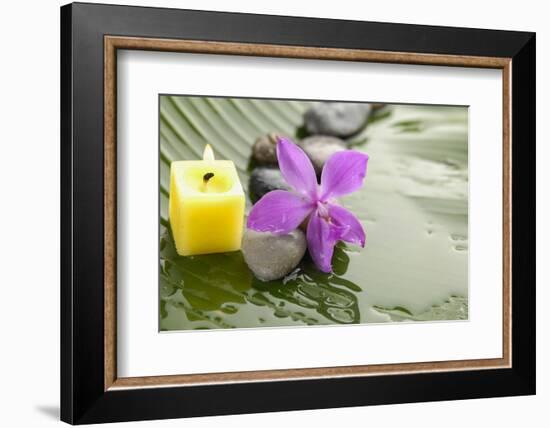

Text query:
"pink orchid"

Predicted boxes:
[[247, 137, 369, 273]]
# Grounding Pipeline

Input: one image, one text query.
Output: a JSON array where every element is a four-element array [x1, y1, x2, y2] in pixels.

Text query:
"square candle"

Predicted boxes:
[[169, 146, 245, 256]]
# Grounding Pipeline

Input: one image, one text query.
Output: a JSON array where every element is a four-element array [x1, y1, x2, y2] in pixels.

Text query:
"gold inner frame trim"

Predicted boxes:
[[104, 35, 512, 391]]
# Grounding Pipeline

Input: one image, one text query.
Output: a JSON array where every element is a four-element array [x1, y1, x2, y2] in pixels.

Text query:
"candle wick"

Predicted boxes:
[[203, 172, 215, 184]]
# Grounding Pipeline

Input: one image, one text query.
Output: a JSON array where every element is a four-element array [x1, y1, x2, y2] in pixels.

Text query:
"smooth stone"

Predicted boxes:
[[251, 132, 283, 165], [304, 102, 372, 137], [242, 229, 307, 281], [249, 167, 290, 202], [300, 135, 347, 174]]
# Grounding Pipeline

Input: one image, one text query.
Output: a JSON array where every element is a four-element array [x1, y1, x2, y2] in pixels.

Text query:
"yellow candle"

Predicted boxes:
[[169, 145, 245, 256]]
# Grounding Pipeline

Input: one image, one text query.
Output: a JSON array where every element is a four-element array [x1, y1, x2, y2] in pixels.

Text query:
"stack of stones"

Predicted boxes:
[[243, 102, 374, 281]]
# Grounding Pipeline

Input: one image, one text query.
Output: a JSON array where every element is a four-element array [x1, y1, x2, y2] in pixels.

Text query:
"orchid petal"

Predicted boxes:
[[306, 211, 339, 273], [277, 137, 318, 200], [320, 150, 369, 200], [329, 204, 366, 247], [247, 190, 314, 235]]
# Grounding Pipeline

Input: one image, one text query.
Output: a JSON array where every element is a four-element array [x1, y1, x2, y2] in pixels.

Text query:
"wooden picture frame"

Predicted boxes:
[[61, 2, 535, 424]]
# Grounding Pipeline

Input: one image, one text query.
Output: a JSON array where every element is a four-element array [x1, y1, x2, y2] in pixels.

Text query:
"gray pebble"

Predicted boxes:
[[300, 135, 347, 174], [242, 229, 307, 281], [251, 132, 282, 165], [304, 102, 372, 137], [249, 167, 291, 202]]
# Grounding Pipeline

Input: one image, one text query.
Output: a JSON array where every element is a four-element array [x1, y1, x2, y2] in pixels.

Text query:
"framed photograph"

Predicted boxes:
[[60, 2, 535, 424]]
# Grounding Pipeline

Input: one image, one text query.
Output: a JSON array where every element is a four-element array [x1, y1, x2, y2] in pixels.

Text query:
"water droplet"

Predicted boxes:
[[290, 312, 306, 322], [274, 308, 288, 318], [220, 303, 238, 314], [454, 244, 468, 251], [325, 293, 353, 308], [450, 233, 468, 241], [326, 308, 355, 323], [427, 229, 433, 235]]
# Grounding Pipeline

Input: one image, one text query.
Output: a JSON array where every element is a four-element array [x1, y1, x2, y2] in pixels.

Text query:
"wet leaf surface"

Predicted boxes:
[[160, 97, 468, 331]]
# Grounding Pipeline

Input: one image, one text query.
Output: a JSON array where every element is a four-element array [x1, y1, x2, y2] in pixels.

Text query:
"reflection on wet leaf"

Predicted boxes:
[[373, 296, 468, 321], [160, 226, 363, 329], [249, 245, 361, 325], [160, 228, 251, 312]]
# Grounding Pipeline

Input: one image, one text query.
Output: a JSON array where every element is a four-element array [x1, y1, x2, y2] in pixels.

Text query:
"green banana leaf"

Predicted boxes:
[[160, 96, 468, 331]]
